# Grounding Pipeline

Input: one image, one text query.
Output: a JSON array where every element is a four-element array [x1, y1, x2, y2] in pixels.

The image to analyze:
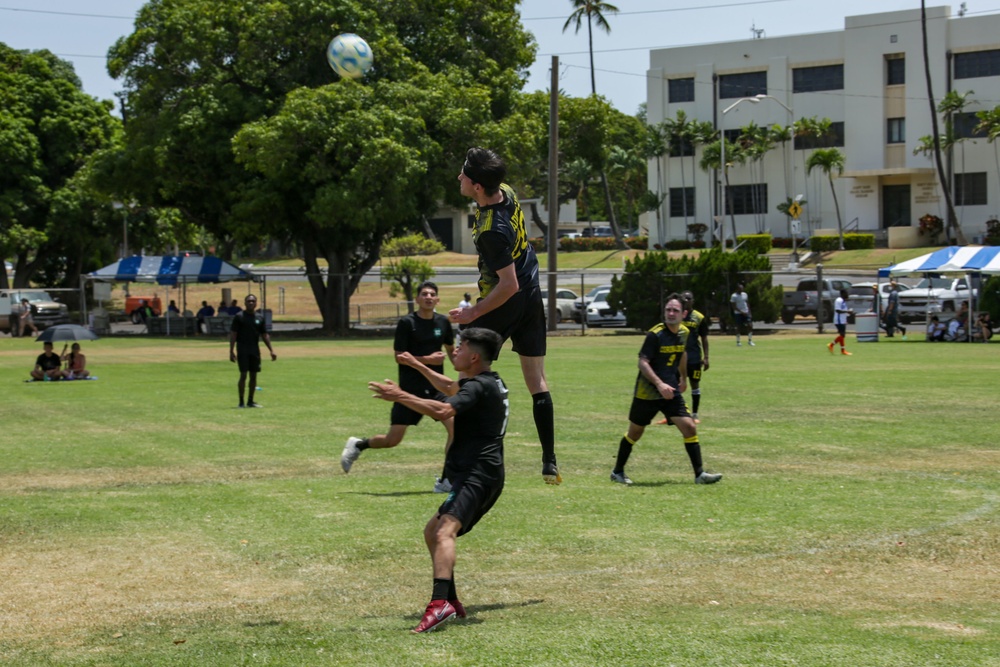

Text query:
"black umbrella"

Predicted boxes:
[[35, 324, 100, 343]]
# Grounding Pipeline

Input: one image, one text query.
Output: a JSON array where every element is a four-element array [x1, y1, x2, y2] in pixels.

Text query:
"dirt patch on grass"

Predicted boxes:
[[0, 532, 308, 641]]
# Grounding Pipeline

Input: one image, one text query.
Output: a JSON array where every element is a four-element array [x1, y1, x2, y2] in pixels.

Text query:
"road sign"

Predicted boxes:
[[788, 202, 802, 220]]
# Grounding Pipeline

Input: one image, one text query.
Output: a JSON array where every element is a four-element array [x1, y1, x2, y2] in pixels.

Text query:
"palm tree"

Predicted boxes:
[[663, 110, 692, 228], [563, 0, 627, 249], [920, 0, 966, 244], [565, 158, 596, 231], [563, 0, 620, 95], [938, 89, 976, 228], [769, 122, 794, 238], [806, 148, 846, 250], [974, 106, 1000, 197], [607, 145, 644, 231], [643, 122, 670, 245]]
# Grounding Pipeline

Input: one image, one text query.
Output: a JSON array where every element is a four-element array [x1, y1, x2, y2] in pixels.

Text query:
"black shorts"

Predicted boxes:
[[629, 395, 691, 427], [236, 350, 261, 373], [686, 362, 703, 383], [835, 322, 847, 336], [437, 469, 505, 537], [464, 285, 546, 358], [735, 313, 752, 330], [390, 388, 447, 426]]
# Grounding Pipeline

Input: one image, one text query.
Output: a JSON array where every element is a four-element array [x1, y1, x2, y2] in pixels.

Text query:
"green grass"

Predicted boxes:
[[0, 332, 997, 666]]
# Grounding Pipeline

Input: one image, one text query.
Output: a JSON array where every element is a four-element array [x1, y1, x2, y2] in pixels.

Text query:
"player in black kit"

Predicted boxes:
[[450, 147, 559, 485], [369, 327, 508, 633], [229, 294, 276, 408], [342, 281, 456, 492], [611, 294, 722, 486]]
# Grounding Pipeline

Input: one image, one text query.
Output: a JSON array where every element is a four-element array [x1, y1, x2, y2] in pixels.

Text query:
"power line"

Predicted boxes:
[[522, 0, 791, 22], [0, 5, 133, 19]]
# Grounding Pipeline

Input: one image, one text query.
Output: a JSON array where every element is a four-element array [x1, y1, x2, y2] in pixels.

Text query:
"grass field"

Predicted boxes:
[[1, 330, 997, 666]]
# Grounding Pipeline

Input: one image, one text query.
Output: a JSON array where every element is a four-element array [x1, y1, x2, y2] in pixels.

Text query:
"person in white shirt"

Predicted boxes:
[[729, 284, 754, 347], [458, 292, 472, 309], [828, 289, 853, 356]]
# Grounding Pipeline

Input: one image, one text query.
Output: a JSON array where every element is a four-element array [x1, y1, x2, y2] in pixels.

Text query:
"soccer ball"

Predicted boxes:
[[326, 33, 373, 79]]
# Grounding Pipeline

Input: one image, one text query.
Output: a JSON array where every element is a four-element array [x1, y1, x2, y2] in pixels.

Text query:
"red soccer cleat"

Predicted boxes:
[[450, 598, 467, 618], [412, 600, 456, 633]]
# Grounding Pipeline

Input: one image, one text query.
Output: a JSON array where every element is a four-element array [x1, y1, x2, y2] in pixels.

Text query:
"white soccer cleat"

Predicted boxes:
[[433, 477, 452, 494], [696, 471, 723, 485], [341, 437, 363, 473]]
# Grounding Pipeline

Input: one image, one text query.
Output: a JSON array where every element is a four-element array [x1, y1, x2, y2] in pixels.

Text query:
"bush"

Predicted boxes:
[[985, 218, 1000, 246], [736, 234, 772, 255], [979, 276, 1000, 321], [613, 247, 782, 331], [382, 233, 446, 257], [808, 233, 875, 251]]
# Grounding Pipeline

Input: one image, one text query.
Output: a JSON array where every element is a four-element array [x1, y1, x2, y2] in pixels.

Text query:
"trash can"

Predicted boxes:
[[855, 312, 878, 342]]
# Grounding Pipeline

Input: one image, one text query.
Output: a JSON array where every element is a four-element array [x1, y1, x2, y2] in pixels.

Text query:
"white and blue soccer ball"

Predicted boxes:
[[326, 33, 373, 79]]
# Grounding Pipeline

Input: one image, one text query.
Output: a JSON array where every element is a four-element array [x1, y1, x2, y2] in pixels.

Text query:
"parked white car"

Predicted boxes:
[[845, 281, 910, 322], [897, 277, 975, 323], [586, 288, 627, 327], [540, 288, 580, 323]]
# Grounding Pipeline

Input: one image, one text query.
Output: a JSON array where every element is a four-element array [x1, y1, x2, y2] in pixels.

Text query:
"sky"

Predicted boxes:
[[0, 1, 989, 116]]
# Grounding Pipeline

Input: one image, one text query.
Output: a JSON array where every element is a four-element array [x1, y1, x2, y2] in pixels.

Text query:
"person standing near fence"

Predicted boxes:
[[341, 281, 456, 492], [730, 284, 754, 347]]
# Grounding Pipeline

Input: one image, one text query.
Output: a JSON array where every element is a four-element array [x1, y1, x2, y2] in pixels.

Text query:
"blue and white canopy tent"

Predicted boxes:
[[82, 256, 264, 331], [878, 246, 1000, 277], [878, 246, 1000, 339]]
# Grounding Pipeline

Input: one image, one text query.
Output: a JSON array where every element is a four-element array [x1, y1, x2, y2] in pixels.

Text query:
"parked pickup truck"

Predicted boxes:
[[897, 277, 975, 323], [0, 289, 71, 335], [781, 278, 853, 323]]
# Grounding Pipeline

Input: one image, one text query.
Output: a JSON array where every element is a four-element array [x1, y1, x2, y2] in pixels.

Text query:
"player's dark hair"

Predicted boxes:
[[459, 327, 502, 363], [463, 147, 505, 195], [665, 292, 685, 310], [418, 281, 438, 295]]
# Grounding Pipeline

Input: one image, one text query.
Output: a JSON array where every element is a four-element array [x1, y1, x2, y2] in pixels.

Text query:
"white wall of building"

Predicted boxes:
[[647, 5, 999, 247]]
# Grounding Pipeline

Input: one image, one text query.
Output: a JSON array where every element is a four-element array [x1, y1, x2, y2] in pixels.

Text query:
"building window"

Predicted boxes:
[[793, 121, 845, 150], [723, 128, 742, 144], [792, 64, 844, 93], [955, 172, 987, 206], [887, 118, 906, 144], [955, 112, 987, 139], [669, 187, 696, 217], [724, 184, 767, 216], [669, 136, 694, 158], [886, 56, 905, 85], [954, 49, 1000, 79], [668, 78, 695, 103], [719, 71, 767, 99]]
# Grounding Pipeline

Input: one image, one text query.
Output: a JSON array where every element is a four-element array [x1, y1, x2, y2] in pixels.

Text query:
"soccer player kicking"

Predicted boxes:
[[369, 328, 508, 633], [611, 294, 723, 486], [342, 281, 456, 492]]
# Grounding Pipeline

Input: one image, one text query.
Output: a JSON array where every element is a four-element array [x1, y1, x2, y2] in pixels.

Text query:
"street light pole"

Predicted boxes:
[[718, 94, 795, 251]]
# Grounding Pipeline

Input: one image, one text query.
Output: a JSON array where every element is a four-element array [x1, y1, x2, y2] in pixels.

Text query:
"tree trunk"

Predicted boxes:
[[921, 0, 967, 244], [529, 201, 549, 238], [599, 170, 628, 249], [829, 174, 844, 250]]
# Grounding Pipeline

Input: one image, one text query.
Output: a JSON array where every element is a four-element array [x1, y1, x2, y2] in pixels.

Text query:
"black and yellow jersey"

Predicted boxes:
[[682, 309, 709, 364], [473, 183, 539, 298], [634, 322, 689, 400]]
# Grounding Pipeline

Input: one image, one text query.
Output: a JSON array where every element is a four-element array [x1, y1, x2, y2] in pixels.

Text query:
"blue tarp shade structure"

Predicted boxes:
[[878, 246, 1000, 277], [89, 255, 255, 285]]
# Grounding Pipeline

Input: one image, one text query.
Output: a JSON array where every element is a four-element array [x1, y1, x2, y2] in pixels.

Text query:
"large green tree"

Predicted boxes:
[[107, 0, 535, 331], [0, 44, 120, 288]]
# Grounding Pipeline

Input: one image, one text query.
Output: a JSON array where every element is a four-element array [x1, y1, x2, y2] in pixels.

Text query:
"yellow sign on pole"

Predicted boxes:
[[788, 202, 802, 220]]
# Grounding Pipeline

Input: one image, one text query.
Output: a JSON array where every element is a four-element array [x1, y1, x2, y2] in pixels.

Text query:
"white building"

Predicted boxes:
[[645, 5, 1000, 248]]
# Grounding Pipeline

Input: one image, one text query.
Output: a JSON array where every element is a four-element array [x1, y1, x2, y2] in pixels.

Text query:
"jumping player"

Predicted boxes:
[[611, 294, 723, 486], [368, 328, 508, 633], [342, 281, 456, 492], [450, 147, 559, 485]]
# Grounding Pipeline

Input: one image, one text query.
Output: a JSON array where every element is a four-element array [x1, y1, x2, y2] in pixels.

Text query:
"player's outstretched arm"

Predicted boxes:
[[396, 352, 459, 396], [369, 379, 456, 421]]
